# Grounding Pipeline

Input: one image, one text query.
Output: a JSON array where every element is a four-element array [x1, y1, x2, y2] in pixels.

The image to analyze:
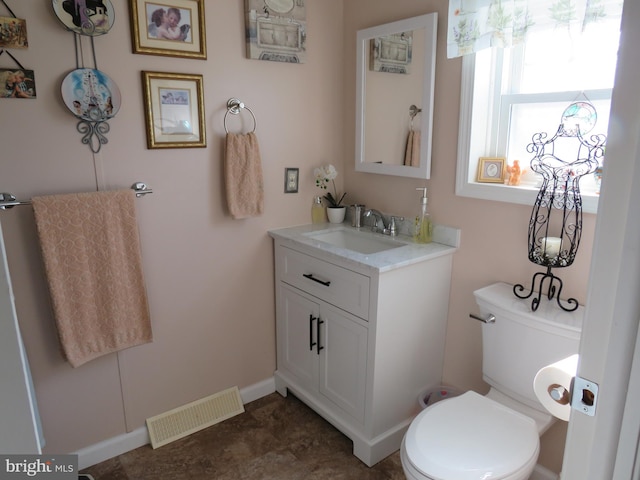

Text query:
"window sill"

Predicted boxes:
[[455, 180, 599, 215]]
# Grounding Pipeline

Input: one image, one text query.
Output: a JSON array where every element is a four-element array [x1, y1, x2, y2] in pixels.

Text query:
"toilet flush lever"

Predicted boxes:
[[469, 313, 496, 324]]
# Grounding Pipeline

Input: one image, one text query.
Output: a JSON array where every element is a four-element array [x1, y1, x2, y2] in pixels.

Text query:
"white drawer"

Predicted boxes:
[[279, 246, 370, 319]]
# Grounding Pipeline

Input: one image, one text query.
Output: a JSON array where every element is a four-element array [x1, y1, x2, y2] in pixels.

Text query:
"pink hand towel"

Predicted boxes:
[[32, 190, 152, 367], [404, 130, 421, 166], [224, 132, 264, 219]]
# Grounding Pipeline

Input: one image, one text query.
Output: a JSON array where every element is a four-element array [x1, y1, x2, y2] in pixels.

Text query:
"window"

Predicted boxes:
[[455, 16, 621, 214]]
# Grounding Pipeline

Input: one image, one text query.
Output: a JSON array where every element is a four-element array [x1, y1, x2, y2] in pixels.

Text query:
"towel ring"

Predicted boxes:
[[224, 98, 257, 134]]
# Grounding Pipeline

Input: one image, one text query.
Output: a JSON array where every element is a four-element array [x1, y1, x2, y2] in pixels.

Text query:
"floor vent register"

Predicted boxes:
[[146, 386, 245, 448]]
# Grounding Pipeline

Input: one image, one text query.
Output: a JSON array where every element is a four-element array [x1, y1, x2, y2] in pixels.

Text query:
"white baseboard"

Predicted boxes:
[[531, 464, 560, 480], [75, 377, 276, 470], [237, 377, 276, 405]]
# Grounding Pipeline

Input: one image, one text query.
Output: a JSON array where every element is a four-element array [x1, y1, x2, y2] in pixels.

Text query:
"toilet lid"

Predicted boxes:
[[404, 391, 539, 480]]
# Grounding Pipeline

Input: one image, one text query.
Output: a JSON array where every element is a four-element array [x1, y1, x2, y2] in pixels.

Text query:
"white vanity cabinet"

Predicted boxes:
[[270, 226, 458, 467]]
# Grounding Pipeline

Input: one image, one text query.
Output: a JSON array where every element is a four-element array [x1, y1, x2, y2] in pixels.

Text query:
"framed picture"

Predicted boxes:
[[370, 31, 413, 74], [244, 0, 307, 64], [284, 168, 299, 193], [129, 0, 206, 59], [0, 16, 28, 48], [476, 157, 506, 183], [0, 68, 36, 98], [141, 71, 206, 149]]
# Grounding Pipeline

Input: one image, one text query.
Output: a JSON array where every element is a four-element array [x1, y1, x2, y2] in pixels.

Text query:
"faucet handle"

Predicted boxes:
[[389, 216, 405, 236]]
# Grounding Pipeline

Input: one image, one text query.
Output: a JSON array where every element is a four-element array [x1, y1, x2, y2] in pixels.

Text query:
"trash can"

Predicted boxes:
[[419, 385, 461, 409]]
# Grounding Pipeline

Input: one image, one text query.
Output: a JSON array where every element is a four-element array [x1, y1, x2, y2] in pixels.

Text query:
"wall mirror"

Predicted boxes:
[[355, 13, 437, 179]]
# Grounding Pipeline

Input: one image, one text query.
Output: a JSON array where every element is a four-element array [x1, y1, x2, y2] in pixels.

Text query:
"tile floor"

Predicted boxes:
[[81, 392, 405, 479]]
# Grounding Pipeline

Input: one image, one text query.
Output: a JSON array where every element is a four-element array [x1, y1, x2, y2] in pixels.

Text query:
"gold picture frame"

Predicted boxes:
[[142, 71, 206, 149], [477, 157, 506, 183], [130, 0, 206, 59]]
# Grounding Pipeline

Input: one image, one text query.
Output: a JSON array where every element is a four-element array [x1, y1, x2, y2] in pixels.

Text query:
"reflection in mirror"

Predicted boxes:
[[356, 13, 437, 179]]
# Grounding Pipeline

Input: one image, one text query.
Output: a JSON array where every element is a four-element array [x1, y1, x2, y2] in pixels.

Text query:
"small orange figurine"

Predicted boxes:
[[506, 160, 526, 186]]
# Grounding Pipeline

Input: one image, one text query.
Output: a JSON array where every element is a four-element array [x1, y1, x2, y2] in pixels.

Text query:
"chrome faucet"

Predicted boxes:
[[363, 209, 386, 232], [363, 209, 404, 236]]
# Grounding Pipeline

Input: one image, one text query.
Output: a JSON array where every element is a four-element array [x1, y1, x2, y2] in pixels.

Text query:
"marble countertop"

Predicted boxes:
[[269, 222, 460, 273]]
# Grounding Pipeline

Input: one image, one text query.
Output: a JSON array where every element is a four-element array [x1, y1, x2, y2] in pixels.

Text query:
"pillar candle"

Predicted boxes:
[[542, 236, 562, 257]]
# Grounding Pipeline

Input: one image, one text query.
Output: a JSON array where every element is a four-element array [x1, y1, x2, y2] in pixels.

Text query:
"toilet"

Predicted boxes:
[[401, 282, 583, 480]]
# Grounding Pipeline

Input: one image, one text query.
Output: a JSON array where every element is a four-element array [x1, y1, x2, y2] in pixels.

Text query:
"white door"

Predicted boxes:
[[561, 0, 640, 477], [0, 220, 43, 454]]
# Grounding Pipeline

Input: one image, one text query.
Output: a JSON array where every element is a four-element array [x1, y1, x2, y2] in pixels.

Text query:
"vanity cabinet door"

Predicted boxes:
[[318, 303, 368, 424], [278, 284, 320, 393], [278, 283, 368, 422]]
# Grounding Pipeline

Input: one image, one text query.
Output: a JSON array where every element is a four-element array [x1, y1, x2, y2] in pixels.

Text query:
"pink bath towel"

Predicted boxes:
[[32, 190, 152, 367], [224, 132, 264, 219]]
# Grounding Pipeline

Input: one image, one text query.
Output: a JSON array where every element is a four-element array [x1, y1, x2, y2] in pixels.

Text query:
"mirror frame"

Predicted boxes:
[[355, 13, 438, 179]]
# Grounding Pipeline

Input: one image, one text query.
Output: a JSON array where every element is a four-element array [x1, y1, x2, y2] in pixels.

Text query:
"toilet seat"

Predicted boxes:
[[403, 391, 540, 480]]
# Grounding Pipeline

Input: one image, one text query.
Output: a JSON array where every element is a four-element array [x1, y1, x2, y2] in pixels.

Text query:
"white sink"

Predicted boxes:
[[304, 227, 405, 255]]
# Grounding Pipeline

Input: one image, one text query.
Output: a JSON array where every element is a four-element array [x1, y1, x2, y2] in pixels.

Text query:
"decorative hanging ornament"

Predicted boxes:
[[52, 0, 115, 36], [53, 0, 120, 154], [560, 101, 597, 136], [61, 67, 120, 152]]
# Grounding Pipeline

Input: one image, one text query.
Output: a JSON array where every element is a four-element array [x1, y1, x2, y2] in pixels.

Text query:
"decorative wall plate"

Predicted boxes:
[[61, 68, 121, 121], [52, 0, 115, 36], [561, 101, 597, 136]]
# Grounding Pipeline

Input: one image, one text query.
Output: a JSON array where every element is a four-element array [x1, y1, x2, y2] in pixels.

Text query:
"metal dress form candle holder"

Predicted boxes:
[[514, 102, 606, 312]]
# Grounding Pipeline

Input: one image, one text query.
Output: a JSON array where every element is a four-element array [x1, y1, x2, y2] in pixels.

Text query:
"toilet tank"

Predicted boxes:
[[474, 282, 584, 412]]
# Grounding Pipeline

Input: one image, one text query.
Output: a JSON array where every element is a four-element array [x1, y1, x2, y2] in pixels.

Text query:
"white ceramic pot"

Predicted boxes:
[[326, 206, 346, 224]]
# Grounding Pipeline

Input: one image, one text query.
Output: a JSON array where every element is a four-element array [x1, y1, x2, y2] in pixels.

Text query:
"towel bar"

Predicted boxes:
[[0, 182, 153, 210]]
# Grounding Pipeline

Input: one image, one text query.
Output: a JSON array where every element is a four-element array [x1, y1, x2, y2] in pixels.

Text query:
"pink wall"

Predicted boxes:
[[1, 0, 344, 453], [342, 0, 595, 473]]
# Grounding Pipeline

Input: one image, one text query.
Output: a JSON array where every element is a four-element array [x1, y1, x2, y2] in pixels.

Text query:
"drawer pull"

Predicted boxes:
[[317, 318, 325, 354], [303, 273, 331, 287], [309, 315, 317, 351]]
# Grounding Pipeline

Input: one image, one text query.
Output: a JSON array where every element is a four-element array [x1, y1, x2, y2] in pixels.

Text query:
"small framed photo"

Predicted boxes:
[[284, 168, 299, 193], [0, 16, 28, 48], [141, 71, 206, 149], [1, 68, 36, 98], [477, 157, 506, 183], [129, 0, 206, 59]]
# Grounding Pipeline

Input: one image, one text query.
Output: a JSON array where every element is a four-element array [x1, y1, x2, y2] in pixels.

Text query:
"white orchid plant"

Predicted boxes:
[[314, 164, 347, 208]]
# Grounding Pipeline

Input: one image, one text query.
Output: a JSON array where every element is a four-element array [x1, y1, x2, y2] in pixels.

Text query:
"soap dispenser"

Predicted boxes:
[[413, 187, 433, 244], [311, 195, 326, 224]]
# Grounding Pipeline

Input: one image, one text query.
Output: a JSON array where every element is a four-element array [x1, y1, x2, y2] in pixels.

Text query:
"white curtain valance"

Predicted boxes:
[[447, 0, 623, 58]]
